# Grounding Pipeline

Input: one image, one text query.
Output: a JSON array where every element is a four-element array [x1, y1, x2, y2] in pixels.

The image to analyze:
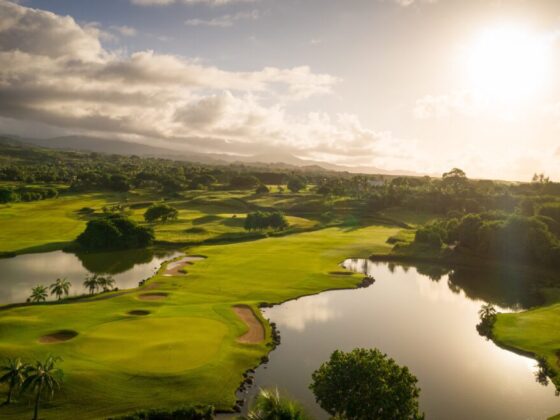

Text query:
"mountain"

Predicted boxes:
[[0, 134, 425, 176]]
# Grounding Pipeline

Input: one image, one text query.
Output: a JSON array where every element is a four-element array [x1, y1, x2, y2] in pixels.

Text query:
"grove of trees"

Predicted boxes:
[[76, 215, 154, 251]]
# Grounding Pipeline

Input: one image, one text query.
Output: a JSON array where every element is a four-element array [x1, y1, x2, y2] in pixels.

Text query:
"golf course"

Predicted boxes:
[[0, 185, 403, 418]]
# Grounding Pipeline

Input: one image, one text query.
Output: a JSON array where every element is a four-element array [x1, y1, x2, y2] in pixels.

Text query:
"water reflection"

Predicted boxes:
[[0, 249, 181, 305], [267, 295, 338, 332], [246, 261, 560, 420]]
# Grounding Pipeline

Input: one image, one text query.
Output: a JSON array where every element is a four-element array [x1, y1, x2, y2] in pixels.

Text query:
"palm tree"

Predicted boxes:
[[83, 274, 99, 295], [22, 356, 63, 420], [98, 275, 116, 292], [0, 358, 29, 405], [28, 285, 48, 303], [478, 303, 497, 320], [246, 388, 310, 420], [49, 278, 71, 300]]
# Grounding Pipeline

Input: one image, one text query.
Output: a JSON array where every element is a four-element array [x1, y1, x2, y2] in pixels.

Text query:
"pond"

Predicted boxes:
[[245, 260, 560, 419], [0, 248, 181, 305]]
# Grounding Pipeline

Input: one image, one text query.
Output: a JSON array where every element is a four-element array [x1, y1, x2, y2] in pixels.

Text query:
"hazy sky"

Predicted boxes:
[[1, 0, 560, 180]]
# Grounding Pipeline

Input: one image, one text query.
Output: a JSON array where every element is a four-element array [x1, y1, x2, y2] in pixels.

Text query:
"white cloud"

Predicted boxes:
[[185, 10, 259, 27], [0, 0, 404, 167]]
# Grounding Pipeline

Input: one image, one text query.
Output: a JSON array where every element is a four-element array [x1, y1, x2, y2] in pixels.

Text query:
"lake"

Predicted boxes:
[[245, 260, 560, 419], [0, 249, 181, 305]]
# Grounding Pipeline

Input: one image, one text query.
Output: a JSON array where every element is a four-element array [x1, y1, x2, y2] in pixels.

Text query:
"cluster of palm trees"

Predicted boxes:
[[82, 273, 116, 295], [0, 356, 63, 420], [27, 274, 116, 303], [28, 278, 71, 303]]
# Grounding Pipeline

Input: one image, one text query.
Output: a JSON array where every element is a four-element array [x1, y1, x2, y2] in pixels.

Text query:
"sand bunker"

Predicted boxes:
[[128, 310, 151, 316], [138, 292, 168, 301], [233, 305, 265, 344], [39, 330, 78, 344], [164, 256, 206, 277]]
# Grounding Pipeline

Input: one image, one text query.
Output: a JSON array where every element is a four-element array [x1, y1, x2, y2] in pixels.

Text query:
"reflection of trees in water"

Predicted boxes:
[[534, 357, 560, 396], [446, 267, 545, 310], [380, 261, 550, 310], [75, 248, 156, 274]]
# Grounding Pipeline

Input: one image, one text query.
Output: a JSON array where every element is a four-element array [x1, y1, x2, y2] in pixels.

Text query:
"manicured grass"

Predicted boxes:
[[0, 224, 400, 419], [0, 193, 123, 254], [494, 303, 560, 388], [0, 190, 320, 255]]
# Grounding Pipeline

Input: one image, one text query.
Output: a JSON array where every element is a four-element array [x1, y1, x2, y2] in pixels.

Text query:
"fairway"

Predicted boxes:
[[494, 302, 560, 388], [0, 224, 400, 419]]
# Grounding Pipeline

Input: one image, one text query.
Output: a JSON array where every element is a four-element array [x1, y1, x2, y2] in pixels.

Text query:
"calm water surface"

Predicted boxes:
[[0, 249, 181, 304], [246, 260, 560, 420]]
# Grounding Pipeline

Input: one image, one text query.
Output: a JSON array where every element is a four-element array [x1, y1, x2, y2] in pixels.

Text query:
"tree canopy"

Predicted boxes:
[[310, 348, 423, 420], [76, 215, 154, 251], [144, 203, 179, 223]]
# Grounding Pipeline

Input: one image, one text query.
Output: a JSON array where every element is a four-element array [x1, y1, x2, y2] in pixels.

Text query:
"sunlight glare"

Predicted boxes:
[[465, 25, 551, 104]]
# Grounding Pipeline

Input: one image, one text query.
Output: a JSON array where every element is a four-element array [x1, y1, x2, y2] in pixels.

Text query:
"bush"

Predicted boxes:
[[310, 348, 424, 420], [255, 184, 270, 194], [144, 204, 179, 223], [111, 405, 214, 420], [76, 215, 154, 250], [244, 211, 289, 231]]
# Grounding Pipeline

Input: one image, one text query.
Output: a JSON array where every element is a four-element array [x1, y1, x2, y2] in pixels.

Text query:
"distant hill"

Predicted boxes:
[[0, 134, 425, 177]]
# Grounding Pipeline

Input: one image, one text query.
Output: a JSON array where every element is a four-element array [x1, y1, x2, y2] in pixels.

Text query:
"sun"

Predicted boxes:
[[465, 25, 551, 104]]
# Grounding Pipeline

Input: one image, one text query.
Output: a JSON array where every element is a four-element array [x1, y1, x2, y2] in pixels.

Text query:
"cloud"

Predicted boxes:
[[0, 0, 403, 167], [390, 0, 438, 6], [132, 0, 257, 6], [185, 9, 258, 27], [111, 25, 137, 37]]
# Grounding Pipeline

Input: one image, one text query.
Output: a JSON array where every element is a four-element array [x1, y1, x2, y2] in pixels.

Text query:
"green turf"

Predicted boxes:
[[0, 224, 399, 419], [494, 303, 560, 388]]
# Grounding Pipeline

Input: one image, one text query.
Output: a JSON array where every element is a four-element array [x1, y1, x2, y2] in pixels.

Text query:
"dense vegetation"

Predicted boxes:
[[244, 211, 289, 231], [76, 215, 154, 251]]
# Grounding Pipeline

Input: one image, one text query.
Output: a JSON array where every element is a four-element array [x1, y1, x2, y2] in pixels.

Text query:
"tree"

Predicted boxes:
[[287, 177, 306, 193], [244, 211, 289, 231], [28, 285, 48, 303], [246, 388, 310, 420], [229, 175, 260, 190], [22, 356, 63, 420], [49, 278, 71, 301], [256, 184, 270, 194], [76, 215, 154, 250], [144, 204, 179, 223], [476, 303, 497, 338], [0, 358, 29, 405], [98, 275, 116, 292], [442, 168, 468, 194], [310, 348, 423, 420], [83, 274, 99, 295]]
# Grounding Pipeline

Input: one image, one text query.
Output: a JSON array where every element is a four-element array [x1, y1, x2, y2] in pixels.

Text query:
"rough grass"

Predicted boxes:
[[0, 224, 399, 419]]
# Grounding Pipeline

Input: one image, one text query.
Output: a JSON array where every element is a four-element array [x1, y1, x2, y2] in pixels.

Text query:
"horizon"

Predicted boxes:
[[1, 0, 560, 181]]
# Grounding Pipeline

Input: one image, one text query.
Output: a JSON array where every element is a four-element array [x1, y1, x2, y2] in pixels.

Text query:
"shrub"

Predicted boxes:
[[112, 405, 214, 420]]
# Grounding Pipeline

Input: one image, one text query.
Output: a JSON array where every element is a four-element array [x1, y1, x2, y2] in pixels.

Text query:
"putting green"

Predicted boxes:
[[76, 317, 228, 374]]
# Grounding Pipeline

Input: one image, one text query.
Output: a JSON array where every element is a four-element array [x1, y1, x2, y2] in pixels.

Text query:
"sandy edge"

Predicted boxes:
[[233, 305, 265, 344], [164, 256, 205, 277]]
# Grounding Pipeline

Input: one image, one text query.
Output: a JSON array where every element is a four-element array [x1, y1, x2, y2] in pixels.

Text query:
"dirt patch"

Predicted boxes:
[[233, 305, 265, 344], [329, 271, 353, 276], [128, 310, 151, 316], [164, 256, 206, 277], [138, 292, 169, 301], [39, 330, 78, 344]]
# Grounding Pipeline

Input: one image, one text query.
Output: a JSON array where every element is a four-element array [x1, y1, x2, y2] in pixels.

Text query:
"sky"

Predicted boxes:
[[1, 0, 560, 180]]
